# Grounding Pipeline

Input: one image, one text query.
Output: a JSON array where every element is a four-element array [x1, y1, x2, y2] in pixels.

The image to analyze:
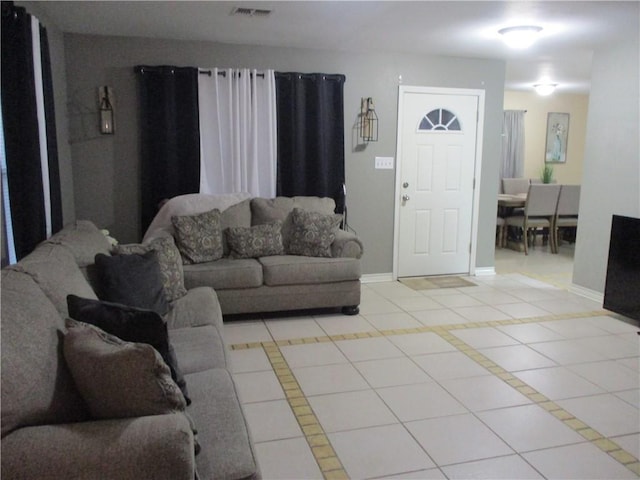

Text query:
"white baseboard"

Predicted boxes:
[[569, 283, 604, 304], [361, 273, 394, 284], [474, 267, 496, 276]]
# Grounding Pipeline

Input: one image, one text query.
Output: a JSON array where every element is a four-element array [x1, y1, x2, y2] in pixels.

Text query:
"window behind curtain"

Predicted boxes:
[[1, 2, 62, 261], [274, 72, 346, 213]]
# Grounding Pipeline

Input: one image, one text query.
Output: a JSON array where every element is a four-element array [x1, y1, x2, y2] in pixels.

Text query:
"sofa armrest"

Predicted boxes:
[[331, 229, 363, 259], [1, 414, 195, 480], [166, 286, 223, 330]]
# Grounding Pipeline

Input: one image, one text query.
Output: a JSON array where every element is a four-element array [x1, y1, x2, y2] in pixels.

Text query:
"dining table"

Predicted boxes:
[[497, 193, 527, 209]]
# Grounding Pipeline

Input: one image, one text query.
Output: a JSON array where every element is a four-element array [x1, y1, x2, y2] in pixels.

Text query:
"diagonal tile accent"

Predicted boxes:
[[230, 309, 638, 477]]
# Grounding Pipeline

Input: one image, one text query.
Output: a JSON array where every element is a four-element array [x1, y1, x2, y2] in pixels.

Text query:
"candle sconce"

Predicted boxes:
[[359, 97, 378, 142]]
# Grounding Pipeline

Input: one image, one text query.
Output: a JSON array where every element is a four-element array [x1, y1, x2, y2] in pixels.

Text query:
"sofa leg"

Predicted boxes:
[[342, 305, 360, 316]]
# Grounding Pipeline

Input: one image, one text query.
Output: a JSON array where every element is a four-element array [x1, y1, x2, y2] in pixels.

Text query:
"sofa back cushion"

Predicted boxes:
[[44, 220, 113, 267], [251, 196, 337, 249], [12, 243, 98, 317], [1, 269, 88, 437]]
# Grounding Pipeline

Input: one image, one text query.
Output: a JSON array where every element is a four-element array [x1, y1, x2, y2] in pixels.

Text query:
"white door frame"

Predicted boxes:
[[392, 85, 485, 279]]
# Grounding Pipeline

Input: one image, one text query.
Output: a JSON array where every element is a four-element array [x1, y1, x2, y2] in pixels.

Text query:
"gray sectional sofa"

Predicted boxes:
[[144, 194, 364, 316], [1, 221, 259, 480]]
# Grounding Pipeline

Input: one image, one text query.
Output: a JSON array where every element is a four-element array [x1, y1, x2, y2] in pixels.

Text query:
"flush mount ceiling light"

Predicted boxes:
[[534, 83, 558, 96], [498, 25, 543, 49]]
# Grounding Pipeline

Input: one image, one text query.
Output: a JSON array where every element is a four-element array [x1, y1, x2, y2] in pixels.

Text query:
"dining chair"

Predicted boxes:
[[505, 184, 562, 255], [502, 178, 530, 195], [553, 185, 581, 251], [496, 216, 505, 248]]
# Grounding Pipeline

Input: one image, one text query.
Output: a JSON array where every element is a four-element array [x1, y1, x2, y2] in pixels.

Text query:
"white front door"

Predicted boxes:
[[395, 87, 481, 277]]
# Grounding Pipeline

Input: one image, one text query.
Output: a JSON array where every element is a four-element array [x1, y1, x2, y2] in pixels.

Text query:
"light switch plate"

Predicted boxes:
[[375, 156, 394, 169]]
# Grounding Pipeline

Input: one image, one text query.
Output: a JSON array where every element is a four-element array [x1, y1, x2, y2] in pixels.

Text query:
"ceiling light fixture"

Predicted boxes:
[[498, 25, 543, 49], [534, 83, 558, 96]]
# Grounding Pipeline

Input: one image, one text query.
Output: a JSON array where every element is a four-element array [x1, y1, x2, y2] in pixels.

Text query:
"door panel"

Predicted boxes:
[[397, 90, 479, 277]]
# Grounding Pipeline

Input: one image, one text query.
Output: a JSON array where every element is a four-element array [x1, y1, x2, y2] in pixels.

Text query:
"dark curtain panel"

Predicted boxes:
[[275, 73, 346, 213], [1, 2, 46, 259], [135, 66, 200, 234], [40, 23, 62, 232]]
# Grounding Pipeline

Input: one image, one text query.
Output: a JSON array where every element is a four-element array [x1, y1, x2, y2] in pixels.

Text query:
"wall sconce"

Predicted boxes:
[[359, 97, 378, 142], [98, 86, 115, 134]]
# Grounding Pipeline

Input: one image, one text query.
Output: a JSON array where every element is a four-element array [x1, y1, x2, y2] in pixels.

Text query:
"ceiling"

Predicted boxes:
[[29, 1, 639, 94]]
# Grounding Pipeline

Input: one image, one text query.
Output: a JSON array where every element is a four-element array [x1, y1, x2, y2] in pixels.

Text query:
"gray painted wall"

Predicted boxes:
[[572, 35, 640, 293], [64, 34, 505, 275]]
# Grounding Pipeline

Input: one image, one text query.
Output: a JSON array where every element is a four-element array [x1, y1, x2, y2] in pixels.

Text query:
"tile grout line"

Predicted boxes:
[[230, 309, 639, 476], [259, 341, 349, 480], [430, 329, 640, 476]]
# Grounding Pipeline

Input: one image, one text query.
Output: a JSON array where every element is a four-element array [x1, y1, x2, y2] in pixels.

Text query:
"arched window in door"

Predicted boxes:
[[418, 108, 461, 131]]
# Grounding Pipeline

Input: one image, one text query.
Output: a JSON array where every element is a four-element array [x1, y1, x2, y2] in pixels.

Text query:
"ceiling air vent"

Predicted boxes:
[[231, 7, 272, 17]]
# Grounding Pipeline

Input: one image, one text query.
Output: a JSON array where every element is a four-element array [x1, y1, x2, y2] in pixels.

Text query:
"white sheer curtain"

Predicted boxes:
[[501, 110, 526, 180], [198, 68, 277, 197]]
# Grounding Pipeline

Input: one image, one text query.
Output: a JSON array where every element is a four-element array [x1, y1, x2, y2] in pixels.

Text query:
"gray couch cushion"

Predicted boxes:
[[251, 196, 336, 249], [63, 319, 186, 419], [170, 325, 227, 373], [165, 287, 223, 331], [260, 255, 361, 286], [1, 415, 195, 480], [183, 258, 263, 290], [1, 269, 88, 437], [186, 369, 259, 480], [12, 243, 98, 317], [45, 220, 112, 267]]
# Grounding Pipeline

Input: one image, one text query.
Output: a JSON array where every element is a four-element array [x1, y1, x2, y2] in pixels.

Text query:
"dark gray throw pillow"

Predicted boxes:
[[66, 294, 190, 405], [94, 251, 170, 316], [226, 221, 284, 258], [287, 208, 343, 257], [114, 236, 187, 302]]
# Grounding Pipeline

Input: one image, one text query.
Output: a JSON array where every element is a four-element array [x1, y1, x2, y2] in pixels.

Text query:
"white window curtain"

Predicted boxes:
[[198, 68, 277, 197], [501, 110, 526, 179]]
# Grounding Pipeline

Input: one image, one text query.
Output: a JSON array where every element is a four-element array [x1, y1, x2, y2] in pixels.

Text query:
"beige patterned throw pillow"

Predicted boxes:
[[172, 208, 224, 264], [287, 208, 342, 257], [226, 221, 284, 258], [63, 319, 186, 419]]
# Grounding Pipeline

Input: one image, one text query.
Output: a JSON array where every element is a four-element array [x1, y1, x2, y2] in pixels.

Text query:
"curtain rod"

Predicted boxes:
[[199, 69, 265, 78]]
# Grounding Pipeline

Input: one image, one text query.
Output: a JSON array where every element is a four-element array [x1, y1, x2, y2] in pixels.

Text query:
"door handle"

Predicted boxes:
[[402, 194, 410, 202]]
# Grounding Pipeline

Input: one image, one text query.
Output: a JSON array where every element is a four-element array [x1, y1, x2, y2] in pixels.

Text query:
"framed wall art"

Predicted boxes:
[[545, 112, 570, 163]]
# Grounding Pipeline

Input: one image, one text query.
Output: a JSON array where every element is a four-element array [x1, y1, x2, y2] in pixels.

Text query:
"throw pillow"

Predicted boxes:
[[94, 251, 170, 316], [287, 208, 343, 258], [220, 198, 252, 256], [114, 236, 187, 302], [226, 221, 284, 258], [63, 319, 186, 419], [66, 295, 190, 405], [172, 208, 224, 264]]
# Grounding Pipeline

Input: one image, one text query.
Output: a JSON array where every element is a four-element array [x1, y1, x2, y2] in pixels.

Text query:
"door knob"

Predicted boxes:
[[402, 194, 410, 202]]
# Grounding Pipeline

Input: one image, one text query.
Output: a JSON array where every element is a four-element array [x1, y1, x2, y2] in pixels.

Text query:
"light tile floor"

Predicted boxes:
[[224, 248, 639, 479]]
